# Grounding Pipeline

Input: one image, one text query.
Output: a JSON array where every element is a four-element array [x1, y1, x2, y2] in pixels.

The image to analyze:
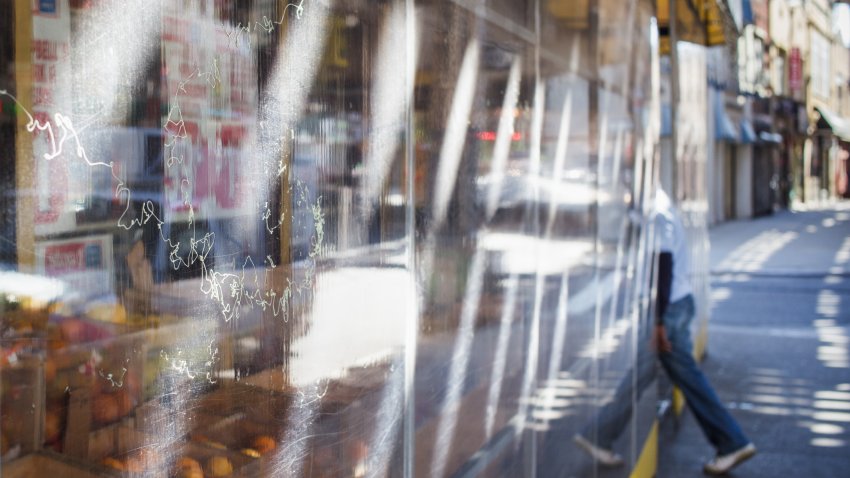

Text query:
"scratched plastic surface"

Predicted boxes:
[[0, 1, 708, 477]]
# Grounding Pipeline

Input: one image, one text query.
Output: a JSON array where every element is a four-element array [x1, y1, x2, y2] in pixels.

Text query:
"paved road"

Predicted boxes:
[[658, 203, 850, 477]]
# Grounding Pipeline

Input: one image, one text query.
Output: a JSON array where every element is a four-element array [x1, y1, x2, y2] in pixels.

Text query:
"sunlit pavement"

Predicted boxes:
[[658, 202, 850, 477]]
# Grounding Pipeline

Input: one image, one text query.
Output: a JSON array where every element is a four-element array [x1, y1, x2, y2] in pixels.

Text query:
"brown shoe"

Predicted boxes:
[[573, 434, 624, 467]]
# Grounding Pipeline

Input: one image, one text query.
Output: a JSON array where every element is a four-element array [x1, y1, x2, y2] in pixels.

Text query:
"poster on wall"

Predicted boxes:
[[30, 0, 74, 235], [161, 4, 258, 222]]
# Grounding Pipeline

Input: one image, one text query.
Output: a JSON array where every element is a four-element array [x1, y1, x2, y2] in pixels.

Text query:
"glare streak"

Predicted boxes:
[[518, 270, 546, 432], [429, 249, 487, 478], [268, 384, 321, 478], [484, 273, 520, 439], [545, 273, 571, 396], [432, 40, 480, 228], [528, 81, 545, 178], [62, 0, 161, 121], [551, 86, 574, 187], [485, 57, 523, 220], [516, 75, 577, 427], [252, 0, 331, 179], [366, 359, 406, 477], [362, 5, 419, 214]]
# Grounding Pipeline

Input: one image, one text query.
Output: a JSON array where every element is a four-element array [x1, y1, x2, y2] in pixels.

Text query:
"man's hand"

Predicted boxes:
[[653, 324, 672, 354]]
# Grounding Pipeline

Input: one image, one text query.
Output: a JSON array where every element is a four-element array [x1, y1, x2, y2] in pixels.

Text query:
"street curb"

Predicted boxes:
[[710, 270, 850, 278]]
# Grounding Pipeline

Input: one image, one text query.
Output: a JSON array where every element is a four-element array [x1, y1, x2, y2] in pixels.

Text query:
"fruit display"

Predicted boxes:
[[91, 393, 120, 425], [240, 448, 261, 458], [190, 415, 281, 460], [96, 442, 166, 475], [250, 435, 276, 456], [1, 292, 52, 338], [206, 455, 235, 477], [83, 303, 128, 325], [166, 444, 254, 477], [43, 409, 63, 445], [0, 274, 363, 477], [174, 456, 204, 478], [100, 456, 125, 471]]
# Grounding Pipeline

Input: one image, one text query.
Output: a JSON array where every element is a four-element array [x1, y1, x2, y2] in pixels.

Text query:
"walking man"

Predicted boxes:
[[573, 189, 756, 475]]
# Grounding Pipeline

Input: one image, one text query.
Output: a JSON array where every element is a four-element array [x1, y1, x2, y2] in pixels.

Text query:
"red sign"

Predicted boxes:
[[475, 131, 522, 141], [42, 238, 105, 275], [789, 47, 802, 94], [36, 235, 113, 298], [44, 243, 86, 274]]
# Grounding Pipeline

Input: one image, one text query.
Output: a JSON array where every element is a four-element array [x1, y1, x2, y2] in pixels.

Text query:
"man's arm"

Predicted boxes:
[[656, 252, 673, 324], [654, 252, 673, 353]]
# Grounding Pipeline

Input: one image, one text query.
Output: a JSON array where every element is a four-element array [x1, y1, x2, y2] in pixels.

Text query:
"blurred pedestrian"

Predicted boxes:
[[573, 188, 756, 475]]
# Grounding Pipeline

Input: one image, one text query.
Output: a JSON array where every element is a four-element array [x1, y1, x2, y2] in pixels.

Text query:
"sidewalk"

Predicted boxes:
[[709, 202, 850, 276], [658, 202, 850, 477]]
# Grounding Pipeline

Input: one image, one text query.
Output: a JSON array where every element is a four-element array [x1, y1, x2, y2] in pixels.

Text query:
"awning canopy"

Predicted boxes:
[[758, 131, 783, 144], [714, 92, 738, 142], [815, 106, 850, 141], [661, 104, 671, 138], [739, 119, 757, 144]]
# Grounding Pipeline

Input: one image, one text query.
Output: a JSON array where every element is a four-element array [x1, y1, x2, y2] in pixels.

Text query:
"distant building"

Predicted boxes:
[[804, 0, 847, 202], [829, 7, 850, 198]]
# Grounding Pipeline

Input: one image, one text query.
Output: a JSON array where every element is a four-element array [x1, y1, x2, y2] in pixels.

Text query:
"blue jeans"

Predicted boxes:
[[582, 295, 750, 455]]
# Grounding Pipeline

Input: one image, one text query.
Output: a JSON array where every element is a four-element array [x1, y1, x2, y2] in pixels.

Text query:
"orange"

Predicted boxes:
[[206, 455, 234, 477], [251, 435, 276, 455]]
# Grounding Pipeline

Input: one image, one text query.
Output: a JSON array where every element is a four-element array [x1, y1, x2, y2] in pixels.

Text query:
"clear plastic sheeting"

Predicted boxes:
[[0, 1, 687, 477]]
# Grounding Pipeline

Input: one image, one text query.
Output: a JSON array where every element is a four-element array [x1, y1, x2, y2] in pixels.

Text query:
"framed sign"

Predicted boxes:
[[35, 234, 114, 300]]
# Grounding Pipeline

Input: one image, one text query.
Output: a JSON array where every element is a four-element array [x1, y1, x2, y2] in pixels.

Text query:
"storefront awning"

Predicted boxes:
[[661, 103, 671, 138], [714, 92, 738, 141], [815, 106, 850, 142], [739, 119, 757, 144], [758, 131, 783, 144]]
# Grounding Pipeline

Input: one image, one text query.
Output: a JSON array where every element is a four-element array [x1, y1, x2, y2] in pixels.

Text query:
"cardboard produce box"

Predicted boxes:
[[2, 453, 100, 478], [89, 426, 168, 475], [173, 441, 258, 478], [1, 354, 43, 459]]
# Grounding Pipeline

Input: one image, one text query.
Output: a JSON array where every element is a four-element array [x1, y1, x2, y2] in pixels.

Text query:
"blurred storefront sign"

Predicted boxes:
[[789, 47, 802, 97]]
